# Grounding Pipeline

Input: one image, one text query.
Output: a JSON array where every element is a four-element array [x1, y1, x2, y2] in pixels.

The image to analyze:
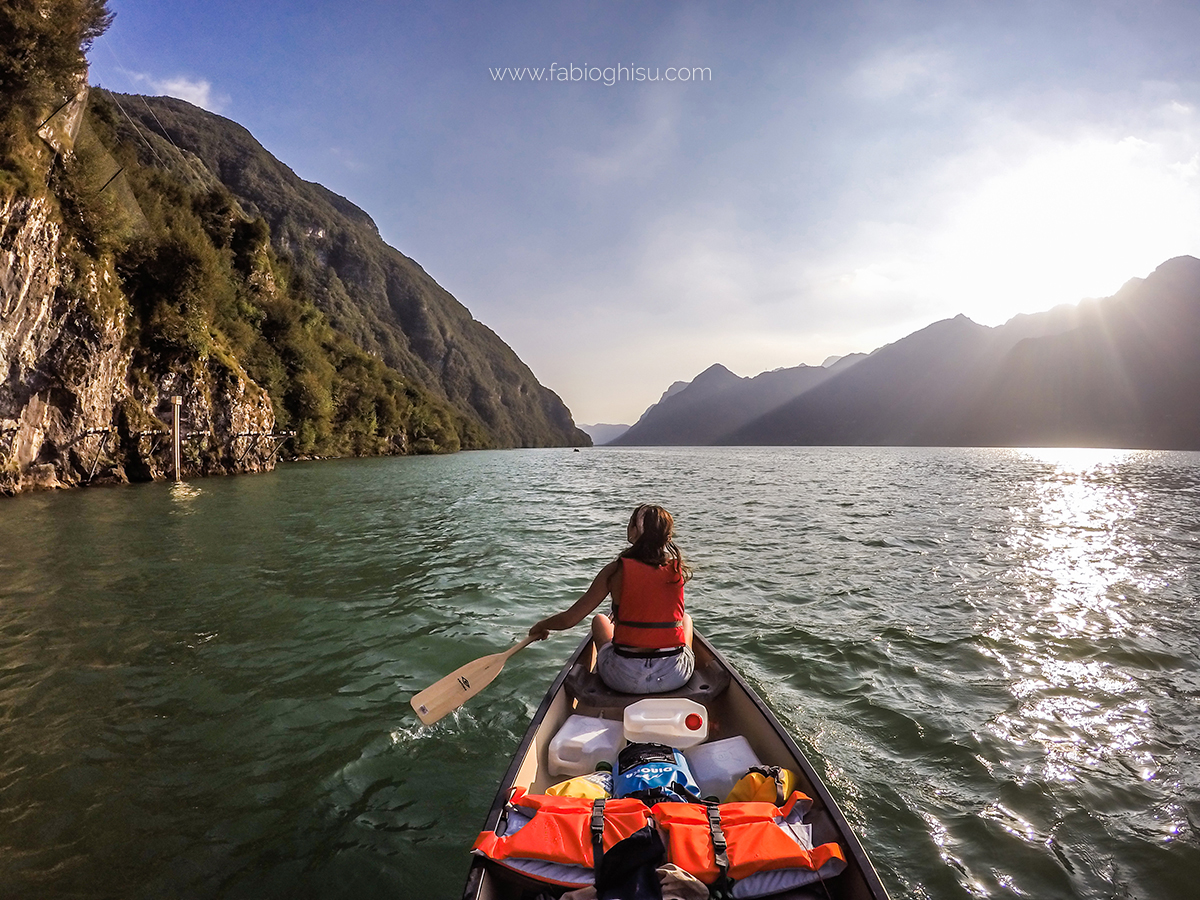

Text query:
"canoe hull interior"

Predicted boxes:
[[463, 634, 890, 900]]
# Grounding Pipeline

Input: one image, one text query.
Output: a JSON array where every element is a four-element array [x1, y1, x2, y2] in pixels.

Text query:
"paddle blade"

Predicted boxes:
[[409, 637, 534, 725]]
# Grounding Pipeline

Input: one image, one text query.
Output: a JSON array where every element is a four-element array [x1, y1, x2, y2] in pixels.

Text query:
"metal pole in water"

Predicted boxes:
[[172, 396, 182, 482]]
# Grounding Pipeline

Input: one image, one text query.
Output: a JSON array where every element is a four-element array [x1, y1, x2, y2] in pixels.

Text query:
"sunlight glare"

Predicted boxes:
[[924, 135, 1200, 324], [980, 449, 1162, 785]]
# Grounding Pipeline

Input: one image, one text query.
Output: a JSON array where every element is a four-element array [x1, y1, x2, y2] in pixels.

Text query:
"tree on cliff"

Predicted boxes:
[[1, 0, 112, 154]]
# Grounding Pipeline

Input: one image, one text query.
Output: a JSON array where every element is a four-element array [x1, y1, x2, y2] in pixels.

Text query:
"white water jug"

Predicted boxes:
[[684, 735, 762, 801], [622, 697, 709, 749], [547, 715, 624, 777]]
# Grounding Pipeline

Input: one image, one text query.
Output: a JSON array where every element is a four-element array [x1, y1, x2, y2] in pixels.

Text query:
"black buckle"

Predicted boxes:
[[748, 765, 786, 806], [705, 801, 734, 897], [705, 802, 729, 868], [590, 798, 607, 869]]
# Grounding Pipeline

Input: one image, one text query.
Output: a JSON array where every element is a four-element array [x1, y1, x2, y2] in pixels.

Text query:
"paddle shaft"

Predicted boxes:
[[410, 635, 537, 725]]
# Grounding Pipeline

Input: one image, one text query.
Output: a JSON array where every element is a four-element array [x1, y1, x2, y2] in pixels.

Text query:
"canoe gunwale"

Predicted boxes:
[[699, 636, 891, 900], [463, 633, 890, 900], [477, 635, 591, 837]]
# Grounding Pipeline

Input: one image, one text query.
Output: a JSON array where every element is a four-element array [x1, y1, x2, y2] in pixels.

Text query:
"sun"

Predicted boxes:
[[920, 131, 1200, 325], [829, 122, 1200, 335]]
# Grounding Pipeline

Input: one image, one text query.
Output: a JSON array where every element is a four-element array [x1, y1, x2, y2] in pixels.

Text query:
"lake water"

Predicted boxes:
[[1, 447, 1198, 899]]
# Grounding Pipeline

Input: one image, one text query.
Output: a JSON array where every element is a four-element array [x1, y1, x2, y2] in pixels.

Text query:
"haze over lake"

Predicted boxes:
[[2, 447, 1197, 899]]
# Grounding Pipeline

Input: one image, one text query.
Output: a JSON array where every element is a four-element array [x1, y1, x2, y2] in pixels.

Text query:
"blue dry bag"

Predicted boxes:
[[614, 742, 703, 804]]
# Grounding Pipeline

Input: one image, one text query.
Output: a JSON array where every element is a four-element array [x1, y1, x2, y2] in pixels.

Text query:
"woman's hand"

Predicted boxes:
[[528, 562, 618, 642]]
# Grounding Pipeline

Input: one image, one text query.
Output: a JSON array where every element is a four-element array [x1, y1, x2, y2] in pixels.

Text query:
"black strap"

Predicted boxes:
[[613, 644, 684, 659], [625, 781, 701, 806], [747, 765, 786, 806], [591, 798, 607, 869], [704, 801, 732, 896]]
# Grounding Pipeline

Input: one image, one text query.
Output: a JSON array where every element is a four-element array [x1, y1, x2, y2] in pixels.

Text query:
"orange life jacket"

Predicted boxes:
[[473, 788, 652, 871], [652, 792, 847, 884], [613, 558, 686, 649]]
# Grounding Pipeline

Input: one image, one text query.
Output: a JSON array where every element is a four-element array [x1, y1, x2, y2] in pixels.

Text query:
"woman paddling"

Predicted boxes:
[[529, 504, 695, 693]]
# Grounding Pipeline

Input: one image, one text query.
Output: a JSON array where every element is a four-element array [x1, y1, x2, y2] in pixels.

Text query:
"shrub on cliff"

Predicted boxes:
[[108, 92, 590, 448], [54, 88, 483, 456], [0, 0, 112, 190]]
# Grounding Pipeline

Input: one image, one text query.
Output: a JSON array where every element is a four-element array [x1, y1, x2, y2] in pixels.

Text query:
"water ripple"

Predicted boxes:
[[1, 448, 1199, 898]]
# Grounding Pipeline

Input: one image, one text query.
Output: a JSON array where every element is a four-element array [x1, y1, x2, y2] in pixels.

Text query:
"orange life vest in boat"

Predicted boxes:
[[652, 792, 847, 884], [472, 788, 652, 870], [613, 558, 686, 649]]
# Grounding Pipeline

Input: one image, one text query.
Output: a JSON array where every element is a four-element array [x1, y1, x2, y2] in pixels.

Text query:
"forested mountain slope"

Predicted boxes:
[[108, 92, 587, 449]]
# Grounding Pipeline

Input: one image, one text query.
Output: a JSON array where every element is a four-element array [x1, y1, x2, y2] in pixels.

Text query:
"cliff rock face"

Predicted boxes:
[[0, 195, 277, 494]]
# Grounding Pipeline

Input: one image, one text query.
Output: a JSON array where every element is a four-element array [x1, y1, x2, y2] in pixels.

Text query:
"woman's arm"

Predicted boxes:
[[528, 559, 620, 640]]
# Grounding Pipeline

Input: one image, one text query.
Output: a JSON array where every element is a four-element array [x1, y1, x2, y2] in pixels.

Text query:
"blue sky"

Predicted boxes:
[[89, 1, 1200, 424]]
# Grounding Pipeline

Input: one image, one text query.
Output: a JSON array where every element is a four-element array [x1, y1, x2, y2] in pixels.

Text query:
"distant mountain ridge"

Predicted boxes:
[[611, 355, 866, 446], [577, 423, 630, 444], [616, 257, 1200, 450]]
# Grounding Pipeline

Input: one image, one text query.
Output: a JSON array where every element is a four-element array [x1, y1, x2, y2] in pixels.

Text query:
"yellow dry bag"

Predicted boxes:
[[725, 765, 798, 805], [545, 766, 614, 800]]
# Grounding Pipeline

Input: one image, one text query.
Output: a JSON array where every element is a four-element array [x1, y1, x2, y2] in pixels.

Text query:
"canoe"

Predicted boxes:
[[463, 633, 891, 900]]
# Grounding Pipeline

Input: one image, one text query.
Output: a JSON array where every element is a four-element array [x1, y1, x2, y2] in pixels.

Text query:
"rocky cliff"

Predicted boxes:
[[2, 77, 599, 495], [3, 4, 359, 494], [1, 192, 277, 494], [3, 0, 590, 496]]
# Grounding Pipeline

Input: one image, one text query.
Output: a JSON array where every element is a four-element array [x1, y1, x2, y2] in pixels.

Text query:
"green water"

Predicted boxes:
[[1, 447, 1198, 899]]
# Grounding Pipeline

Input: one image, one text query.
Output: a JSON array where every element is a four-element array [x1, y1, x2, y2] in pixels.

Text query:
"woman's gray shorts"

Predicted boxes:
[[596, 644, 695, 694]]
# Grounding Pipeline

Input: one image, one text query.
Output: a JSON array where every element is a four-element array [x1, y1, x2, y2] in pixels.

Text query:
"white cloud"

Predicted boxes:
[[556, 85, 686, 193], [152, 76, 227, 112], [328, 147, 366, 172], [120, 70, 229, 113]]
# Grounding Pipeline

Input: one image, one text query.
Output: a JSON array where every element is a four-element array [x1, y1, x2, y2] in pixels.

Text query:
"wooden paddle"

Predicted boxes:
[[410, 635, 538, 725]]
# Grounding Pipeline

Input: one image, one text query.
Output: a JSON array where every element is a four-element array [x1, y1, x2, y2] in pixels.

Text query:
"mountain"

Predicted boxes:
[[610, 356, 864, 446], [578, 423, 630, 444], [727, 257, 1200, 449], [957, 257, 1200, 448], [2, 83, 495, 495], [107, 92, 588, 450], [2, 47, 586, 495], [609, 257, 1200, 451], [630, 380, 691, 427]]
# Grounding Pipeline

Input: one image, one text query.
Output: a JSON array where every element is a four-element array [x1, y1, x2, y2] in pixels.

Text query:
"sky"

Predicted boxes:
[[88, 0, 1200, 425]]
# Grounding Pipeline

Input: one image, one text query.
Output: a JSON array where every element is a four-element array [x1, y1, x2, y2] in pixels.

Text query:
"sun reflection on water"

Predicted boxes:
[[980, 448, 1163, 786]]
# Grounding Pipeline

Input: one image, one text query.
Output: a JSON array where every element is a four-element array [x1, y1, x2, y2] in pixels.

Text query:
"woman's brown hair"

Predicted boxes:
[[618, 504, 692, 583]]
